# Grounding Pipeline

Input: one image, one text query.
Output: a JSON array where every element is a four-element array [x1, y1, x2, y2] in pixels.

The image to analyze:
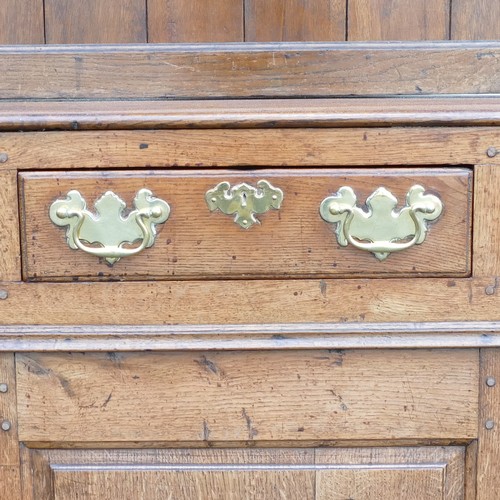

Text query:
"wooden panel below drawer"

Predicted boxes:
[[16, 349, 478, 444], [21, 447, 464, 500], [20, 168, 472, 280]]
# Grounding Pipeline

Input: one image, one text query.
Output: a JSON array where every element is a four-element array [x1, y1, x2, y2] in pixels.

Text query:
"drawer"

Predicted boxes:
[[20, 167, 472, 280]]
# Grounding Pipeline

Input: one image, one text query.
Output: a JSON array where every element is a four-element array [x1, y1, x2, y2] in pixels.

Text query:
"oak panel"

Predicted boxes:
[[20, 168, 471, 280], [0, 354, 19, 465], [0, 0, 44, 44], [245, 0, 345, 42], [0, 171, 21, 281], [0, 43, 498, 99], [148, 0, 243, 42], [44, 0, 147, 43], [452, 0, 500, 40], [2, 128, 499, 170], [0, 277, 498, 326], [0, 467, 21, 500], [16, 350, 478, 443], [348, 0, 449, 41], [477, 349, 500, 499]]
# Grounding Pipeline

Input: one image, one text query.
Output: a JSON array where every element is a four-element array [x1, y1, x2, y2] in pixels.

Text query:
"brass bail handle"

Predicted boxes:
[[319, 185, 443, 260], [49, 189, 171, 265]]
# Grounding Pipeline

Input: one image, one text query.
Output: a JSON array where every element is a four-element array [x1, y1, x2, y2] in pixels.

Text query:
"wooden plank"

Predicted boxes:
[[0, 97, 500, 131], [16, 350, 478, 443], [0, 171, 21, 282], [1, 128, 499, 170], [0, 43, 499, 99], [474, 165, 500, 278], [0, 0, 44, 44], [452, 0, 500, 40], [316, 447, 464, 499], [148, 0, 243, 42], [477, 348, 500, 499], [0, 354, 19, 465], [0, 277, 498, 326], [245, 0, 345, 42], [464, 441, 478, 500], [348, 0, 450, 41], [0, 467, 21, 500], [44, 0, 147, 43], [20, 168, 471, 281]]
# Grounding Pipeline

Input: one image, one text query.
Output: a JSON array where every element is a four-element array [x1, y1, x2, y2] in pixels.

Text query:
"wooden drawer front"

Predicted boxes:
[[22, 447, 464, 500], [20, 168, 472, 280], [16, 350, 478, 444]]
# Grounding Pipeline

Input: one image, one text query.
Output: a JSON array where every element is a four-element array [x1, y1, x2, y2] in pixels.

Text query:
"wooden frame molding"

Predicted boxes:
[[0, 42, 498, 99]]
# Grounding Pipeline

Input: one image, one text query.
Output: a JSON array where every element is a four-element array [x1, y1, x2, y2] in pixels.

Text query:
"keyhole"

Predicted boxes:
[[241, 191, 248, 207]]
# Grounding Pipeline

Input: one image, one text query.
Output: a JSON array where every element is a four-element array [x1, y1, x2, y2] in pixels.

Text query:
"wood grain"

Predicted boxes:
[[0, 43, 498, 99], [0, 97, 500, 131], [0, 171, 21, 281], [477, 349, 500, 499], [148, 0, 243, 42], [316, 447, 464, 499], [16, 350, 478, 443], [20, 168, 472, 281], [44, 0, 147, 43], [245, 0, 345, 42], [0, 467, 21, 500], [473, 164, 500, 278], [0, 0, 44, 44], [0, 277, 498, 326], [348, 0, 450, 41], [0, 354, 19, 466], [2, 128, 499, 170], [452, 0, 500, 40]]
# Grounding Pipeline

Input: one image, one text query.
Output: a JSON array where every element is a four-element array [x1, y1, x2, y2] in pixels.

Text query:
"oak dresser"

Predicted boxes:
[[0, 42, 499, 499]]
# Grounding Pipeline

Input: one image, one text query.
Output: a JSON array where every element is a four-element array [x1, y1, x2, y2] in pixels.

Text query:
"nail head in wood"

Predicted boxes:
[[0, 383, 7, 393], [0, 153, 8, 163], [486, 376, 496, 387], [1, 420, 11, 431], [485, 285, 496, 295], [485, 420, 495, 430], [486, 147, 498, 158], [0, 290, 8, 300]]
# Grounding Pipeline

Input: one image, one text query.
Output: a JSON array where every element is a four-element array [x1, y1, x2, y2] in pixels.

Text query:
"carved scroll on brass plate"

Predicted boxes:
[[319, 185, 443, 260], [205, 180, 283, 228], [49, 189, 170, 265]]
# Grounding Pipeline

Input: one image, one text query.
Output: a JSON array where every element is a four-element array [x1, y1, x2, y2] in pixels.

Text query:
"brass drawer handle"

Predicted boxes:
[[49, 189, 170, 265], [319, 185, 443, 260], [206, 180, 283, 228]]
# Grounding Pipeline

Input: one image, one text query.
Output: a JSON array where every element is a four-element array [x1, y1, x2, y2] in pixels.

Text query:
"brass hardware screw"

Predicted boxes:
[[487, 147, 498, 158], [0, 153, 8, 163], [0, 383, 7, 393], [0, 290, 8, 300], [1, 420, 11, 432], [485, 420, 495, 430], [486, 376, 496, 387]]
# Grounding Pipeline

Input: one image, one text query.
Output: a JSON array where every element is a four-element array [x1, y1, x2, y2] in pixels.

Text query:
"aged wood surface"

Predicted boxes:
[[20, 168, 471, 281], [0, 466, 21, 500], [452, 0, 500, 40], [0, 277, 499, 326], [464, 441, 477, 500], [1, 97, 500, 131], [2, 128, 499, 170], [348, 0, 449, 41], [16, 350, 478, 444], [21, 447, 464, 500], [0, 43, 499, 99], [477, 349, 500, 500], [148, 0, 243, 42], [245, 0, 345, 42], [0, 0, 44, 44], [0, 171, 21, 282], [0, 354, 19, 465], [44, 0, 147, 43], [473, 165, 500, 278]]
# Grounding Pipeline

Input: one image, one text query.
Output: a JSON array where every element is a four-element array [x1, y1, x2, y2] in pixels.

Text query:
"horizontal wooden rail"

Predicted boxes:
[[0, 42, 499, 99]]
